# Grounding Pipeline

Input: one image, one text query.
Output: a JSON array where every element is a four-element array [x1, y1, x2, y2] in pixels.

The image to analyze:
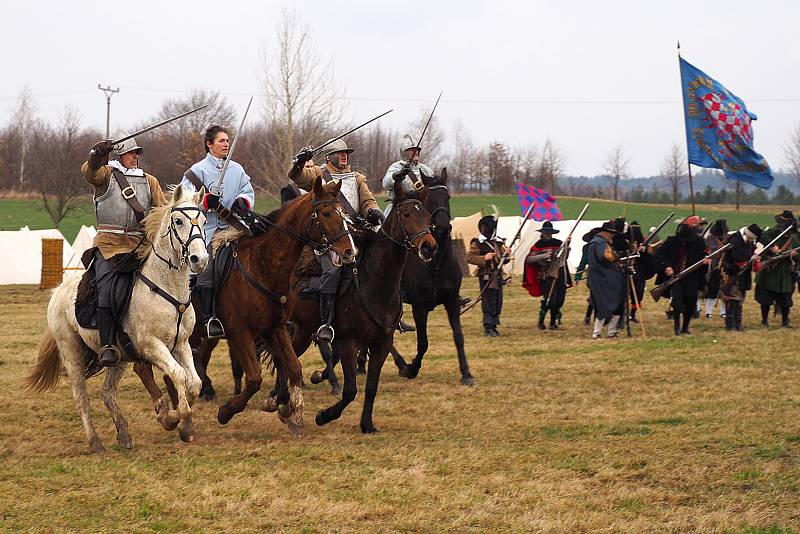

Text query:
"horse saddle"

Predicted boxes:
[[295, 247, 354, 299], [75, 247, 143, 330]]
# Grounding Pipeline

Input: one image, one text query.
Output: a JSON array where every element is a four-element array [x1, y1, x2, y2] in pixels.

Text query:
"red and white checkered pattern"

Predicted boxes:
[[701, 92, 752, 144]]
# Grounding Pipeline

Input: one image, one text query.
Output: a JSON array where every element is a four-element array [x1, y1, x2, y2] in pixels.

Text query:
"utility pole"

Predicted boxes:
[[97, 84, 119, 138]]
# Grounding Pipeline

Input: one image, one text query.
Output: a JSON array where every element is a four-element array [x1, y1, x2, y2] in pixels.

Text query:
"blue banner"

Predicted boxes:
[[680, 57, 773, 189]]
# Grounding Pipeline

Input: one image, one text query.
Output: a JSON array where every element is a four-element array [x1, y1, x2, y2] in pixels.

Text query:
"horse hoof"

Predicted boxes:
[[158, 411, 180, 431], [116, 434, 133, 449], [263, 397, 279, 412], [460, 376, 476, 387], [360, 424, 379, 434], [217, 404, 235, 425], [278, 403, 292, 419], [179, 427, 196, 443], [330, 384, 342, 396], [310, 370, 324, 384], [199, 389, 216, 402], [287, 421, 304, 437], [399, 366, 418, 379], [315, 412, 325, 426], [88, 438, 106, 454]]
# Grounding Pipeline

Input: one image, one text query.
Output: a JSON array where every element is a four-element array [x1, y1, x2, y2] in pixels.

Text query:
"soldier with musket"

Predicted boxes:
[[755, 211, 799, 327], [82, 133, 167, 367], [721, 224, 763, 331], [467, 215, 508, 337], [180, 125, 255, 339], [703, 219, 729, 318], [654, 215, 708, 336], [587, 221, 626, 339], [291, 140, 384, 343], [522, 221, 571, 330]]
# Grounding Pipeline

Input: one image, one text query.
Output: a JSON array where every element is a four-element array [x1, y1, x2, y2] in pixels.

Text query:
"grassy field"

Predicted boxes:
[[2, 195, 796, 242], [1, 279, 799, 532]]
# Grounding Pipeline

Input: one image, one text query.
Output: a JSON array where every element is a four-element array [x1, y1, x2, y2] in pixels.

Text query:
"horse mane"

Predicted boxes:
[[138, 186, 180, 260]]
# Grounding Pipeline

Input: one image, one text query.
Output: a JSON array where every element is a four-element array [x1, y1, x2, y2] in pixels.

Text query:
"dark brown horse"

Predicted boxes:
[[271, 181, 437, 433], [390, 169, 475, 385], [142, 176, 355, 436]]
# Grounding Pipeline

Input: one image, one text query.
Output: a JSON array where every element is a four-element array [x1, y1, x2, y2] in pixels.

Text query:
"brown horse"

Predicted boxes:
[[144, 176, 355, 437], [269, 181, 437, 433]]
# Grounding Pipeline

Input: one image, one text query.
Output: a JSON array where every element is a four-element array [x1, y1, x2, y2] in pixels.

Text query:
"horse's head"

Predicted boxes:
[[149, 185, 209, 273], [385, 177, 437, 262], [422, 167, 452, 242], [309, 176, 357, 264]]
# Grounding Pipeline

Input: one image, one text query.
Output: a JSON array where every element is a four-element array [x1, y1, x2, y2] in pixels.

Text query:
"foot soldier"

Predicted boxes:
[[291, 140, 383, 343], [467, 215, 508, 337], [587, 221, 625, 339], [755, 211, 799, 327], [523, 221, 571, 330], [703, 219, 729, 318], [81, 133, 167, 366], [654, 216, 708, 336], [575, 227, 599, 325], [721, 224, 762, 331], [180, 125, 255, 338]]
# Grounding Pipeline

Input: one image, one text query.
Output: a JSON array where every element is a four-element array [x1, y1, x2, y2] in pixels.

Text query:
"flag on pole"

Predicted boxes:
[[679, 57, 773, 189], [514, 182, 563, 221]]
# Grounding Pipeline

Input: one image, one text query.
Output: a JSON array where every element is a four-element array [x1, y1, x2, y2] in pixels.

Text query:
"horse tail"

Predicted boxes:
[[26, 327, 62, 393]]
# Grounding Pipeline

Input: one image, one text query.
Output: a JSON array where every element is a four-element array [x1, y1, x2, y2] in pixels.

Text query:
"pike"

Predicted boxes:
[[89, 105, 208, 156], [210, 96, 253, 196], [650, 243, 732, 302], [641, 212, 674, 248], [311, 109, 393, 157], [460, 201, 539, 316], [543, 202, 590, 306]]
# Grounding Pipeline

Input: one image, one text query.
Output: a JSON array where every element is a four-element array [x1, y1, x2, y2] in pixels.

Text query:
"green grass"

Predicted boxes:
[[3, 194, 789, 243]]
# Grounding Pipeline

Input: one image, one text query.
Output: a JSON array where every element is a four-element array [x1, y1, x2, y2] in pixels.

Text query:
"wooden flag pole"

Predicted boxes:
[[677, 41, 697, 215]]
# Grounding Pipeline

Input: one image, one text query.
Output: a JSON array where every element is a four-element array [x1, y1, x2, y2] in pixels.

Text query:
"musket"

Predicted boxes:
[[210, 96, 253, 196], [543, 203, 590, 306], [416, 91, 442, 152], [89, 105, 208, 156], [640, 212, 674, 248], [310, 109, 393, 157], [460, 201, 538, 316], [759, 245, 800, 270], [650, 243, 732, 302]]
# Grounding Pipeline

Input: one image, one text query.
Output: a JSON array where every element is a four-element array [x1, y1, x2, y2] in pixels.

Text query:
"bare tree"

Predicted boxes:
[[260, 7, 345, 190], [603, 144, 631, 201], [7, 88, 40, 188], [487, 142, 514, 194], [511, 144, 539, 187], [661, 143, 686, 205], [535, 138, 567, 194], [27, 108, 99, 226], [408, 110, 445, 169], [785, 122, 800, 190], [448, 120, 476, 193]]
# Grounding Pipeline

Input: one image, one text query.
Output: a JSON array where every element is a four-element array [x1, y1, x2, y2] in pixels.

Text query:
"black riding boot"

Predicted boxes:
[[734, 303, 744, 331], [681, 310, 692, 335], [97, 307, 121, 367], [584, 304, 593, 326], [317, 293, 336, 343], [200, 287, 224, 339], [724, 306, 735, 331], [538, 305, 547, 330], [781, 306, 791, 327], [760, 304, 770, 327], [673, 312, 682, 336], [549, 309, 559, 330]]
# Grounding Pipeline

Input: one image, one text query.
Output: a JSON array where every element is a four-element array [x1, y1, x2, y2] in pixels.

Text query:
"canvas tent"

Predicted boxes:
[[450, 212, 606, 276], [0, 227, 74, 285], [65, 225, 97, 269]]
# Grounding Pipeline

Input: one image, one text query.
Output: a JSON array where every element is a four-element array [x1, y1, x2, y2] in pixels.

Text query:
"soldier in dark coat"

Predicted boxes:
[[703, 219, 729, 318], [522, 221, 571, 330], [467, 215, 507, 336], [721, 224, 762, 331], [755, 211, 799, 327], [575, 228, 599, 325], [654, 216, 708, 335], [587, 221, 625, 339]]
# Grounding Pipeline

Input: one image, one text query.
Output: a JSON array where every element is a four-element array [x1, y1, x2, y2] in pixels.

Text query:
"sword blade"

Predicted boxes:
[[94, 105, 208, 155], [312, 109, 393, 156], [417, 91, 442, 150], [212, 96, 253, 195]]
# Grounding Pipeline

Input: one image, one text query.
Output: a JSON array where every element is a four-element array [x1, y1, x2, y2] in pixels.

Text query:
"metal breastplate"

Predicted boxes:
[[95, 172, 152, 233], [324, 170, 359, 216]]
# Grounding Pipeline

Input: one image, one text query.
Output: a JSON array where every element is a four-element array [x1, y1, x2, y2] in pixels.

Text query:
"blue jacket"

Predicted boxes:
[[180, 153, 255, 245]]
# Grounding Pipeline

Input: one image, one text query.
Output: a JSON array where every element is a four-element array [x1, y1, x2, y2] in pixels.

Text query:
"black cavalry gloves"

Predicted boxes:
[[392, 163, 412, 181], [292, 146, 314, 168], [88, 140, 114, 171], [366, 208, 385, 225]]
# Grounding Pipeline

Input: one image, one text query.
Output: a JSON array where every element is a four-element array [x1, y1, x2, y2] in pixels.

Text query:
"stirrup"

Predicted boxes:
[[98, 345, 121, 367], [206, 316, 225, 339], [397, 320, 416, 333], [316, 324, 334, 344]]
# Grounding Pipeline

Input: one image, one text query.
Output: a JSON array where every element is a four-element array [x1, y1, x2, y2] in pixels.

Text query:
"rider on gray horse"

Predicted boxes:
[[290, 139, 384, 343], [82, 133, 168, 367]]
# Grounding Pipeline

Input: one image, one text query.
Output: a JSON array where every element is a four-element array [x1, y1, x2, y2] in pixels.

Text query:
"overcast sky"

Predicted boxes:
[[3, 0, 799, 179]]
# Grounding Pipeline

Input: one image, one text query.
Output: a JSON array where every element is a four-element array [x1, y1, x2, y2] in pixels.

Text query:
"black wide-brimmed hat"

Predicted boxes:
[[582, 227, 600, 242], [775, 210, 797, 224], [709, 219, 728, 236], [599, 220, 619, 234], [478, 215, 497, 234], [537, 221, 560, 234], [745, 223, 762, 240]]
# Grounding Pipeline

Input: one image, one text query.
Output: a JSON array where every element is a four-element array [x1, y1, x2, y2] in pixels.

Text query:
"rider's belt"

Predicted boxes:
[[97, 224, 145, 236]]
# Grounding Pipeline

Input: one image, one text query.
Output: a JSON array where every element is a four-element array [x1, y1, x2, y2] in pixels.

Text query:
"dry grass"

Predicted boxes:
[[1, 280, 799, 533]]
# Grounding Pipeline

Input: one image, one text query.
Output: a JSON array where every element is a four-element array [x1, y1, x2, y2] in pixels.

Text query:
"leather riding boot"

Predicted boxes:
[[317, 293, 336, 343], [781, 306, 791, 327], [549, 309, 559, 330], [681, 311, 692, 335], [537, 306, 547, 330], [200, 287, 224, 339], [584, 304, 593, 326], [97, 307, 121, 368], [673, 313, 682, 336], [734, 303, 744, 331], [724, 309, 734, 331], [760, 304, 770, 327]]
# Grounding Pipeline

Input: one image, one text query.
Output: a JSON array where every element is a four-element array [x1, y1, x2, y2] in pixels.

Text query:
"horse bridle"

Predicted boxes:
[[425, 184, 452, 234], [380, 198, 433, 251], [152, 206, 206, 270], [254, 197, 352, 255]]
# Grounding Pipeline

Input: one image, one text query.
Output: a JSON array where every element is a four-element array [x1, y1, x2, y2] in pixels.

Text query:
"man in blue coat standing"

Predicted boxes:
[[181, 125, 255, 338]]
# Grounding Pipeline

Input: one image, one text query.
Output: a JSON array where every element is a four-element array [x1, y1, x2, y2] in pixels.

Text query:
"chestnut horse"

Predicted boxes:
[[150, 176, 355, 437], [272, 180, 437, 433]]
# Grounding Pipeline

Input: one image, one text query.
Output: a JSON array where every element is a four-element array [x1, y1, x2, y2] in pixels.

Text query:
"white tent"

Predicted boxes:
[[0, 228, 73, 285], [450, 212, 606, 276], [65, 225, 96, 269]]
